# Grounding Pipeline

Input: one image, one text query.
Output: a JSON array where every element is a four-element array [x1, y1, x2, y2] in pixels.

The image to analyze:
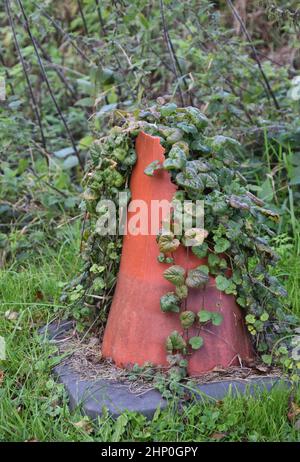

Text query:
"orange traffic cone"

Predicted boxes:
[[102, 131, 254, 375]]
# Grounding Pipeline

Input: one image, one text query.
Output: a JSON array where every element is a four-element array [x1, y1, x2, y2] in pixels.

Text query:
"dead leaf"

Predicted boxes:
[[0, 370, 4, 385], [5, 310, 19, 321], [88, 337, 99, 347], [255, 364, 270, 374], [210, 432, 227, 440], [216, 400, 224, 407], [74, 417, 93, 434], [86, 353, 102, 365], [212, 366, 227, 373], [243, 357, 256, 368], [287, 401, 300, 422], [35, 290, 44, 301], [294, 419, 300, 431]]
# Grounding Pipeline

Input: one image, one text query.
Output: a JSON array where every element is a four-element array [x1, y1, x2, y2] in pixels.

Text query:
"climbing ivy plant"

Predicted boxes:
[[67, 99, 299, 378]]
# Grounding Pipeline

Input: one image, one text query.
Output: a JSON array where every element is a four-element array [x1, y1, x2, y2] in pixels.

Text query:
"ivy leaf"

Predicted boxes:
[[144, 160, 161, 176], [198, 309, 212, 323], [245, 314, 256, 324], [186, 266, 209, 289], [183, 228, 208, 247], [208, 253, 220, 266], [232, 269, 242, 285], [260, 312, 269, 322], [166, 128, 184, 144], [160, 103, 177, 117], [208, 253, 227, 273], [175, 284, 188, 299], [237, 296, 246, 307], [176, 163, 204, 192], [229, 195, 250, 210], [158, 233, 180, 253], [160, 292, 181, 313], [212, 135, 241, 150], [201, 172, 219, 189], [123, 149, 137, 166], [182, 107, 209, 129], [261, 354, 272, 365], [90, 264, 105, 274], [163, 265, 185, 286], [166, 331, 187, 353], [190, 139, 211, 153], [214, 238, 230, 253], [177, 122, 198, 134], [259, 208, 280, 222], [189, 336, 204, 350], [215, 275, 236, 295], [180, 311, 196, 328], [192, 242, 208, 259], [82, 188, 98, 201], [225, 220, 242, 240], [163, 144, 186, 171], [188, 159, 212, 172], [211, 312, 223, 326], [254, 237, 278, 259], [157, 253, 166, 263], [215, 275, 229, 291]]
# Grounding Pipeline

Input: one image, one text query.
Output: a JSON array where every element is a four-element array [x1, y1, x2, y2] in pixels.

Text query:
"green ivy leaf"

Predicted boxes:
[[160, 292, 181, 313], [175, 284, 188, 299], [208, 253, 227, 274], [245, 314, 256, 324], [198, 309, 212, 323], [144, 160, 161, 176], [190, 139, 211, 153], [166, 331, 187, 353], [215, 275, 229, 291], [163, 144, 186, 171], [201, 172, 219, 189], [237, 296, 247, 307], [180, 311, 196, 328], [175, 162, 204, 192], [166, 128, 184, 144], [177, 122, 198, 134], [90, 264, 105, 274], [160, 103, 177, 117], [260, 312, 269, 322], [163, 265, 185, 286], [212, 135, 241, 150], [181, 107, 209, 129], [211, 312, 223, 326], [192, 242, 209, 258], [229, 195, 250, 210], [123, 149, 137, 166], [186, 266, 209, 289], [189, 336, 204, 350], [261, 354, 272, 365], [183, 228, 208, 247], [158, 233, 180, 253], [214, 238, 230, 253]]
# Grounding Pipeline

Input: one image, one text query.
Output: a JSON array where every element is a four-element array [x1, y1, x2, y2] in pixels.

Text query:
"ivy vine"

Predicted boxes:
[[65, 100, 300, 380]]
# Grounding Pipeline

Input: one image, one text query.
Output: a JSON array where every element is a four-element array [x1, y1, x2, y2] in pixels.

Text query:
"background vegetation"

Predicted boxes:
[[0, 0, 300, 442]]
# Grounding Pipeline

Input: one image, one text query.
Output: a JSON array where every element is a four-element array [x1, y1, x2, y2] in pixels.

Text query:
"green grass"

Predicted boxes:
[[0, 224, 300, 442]]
